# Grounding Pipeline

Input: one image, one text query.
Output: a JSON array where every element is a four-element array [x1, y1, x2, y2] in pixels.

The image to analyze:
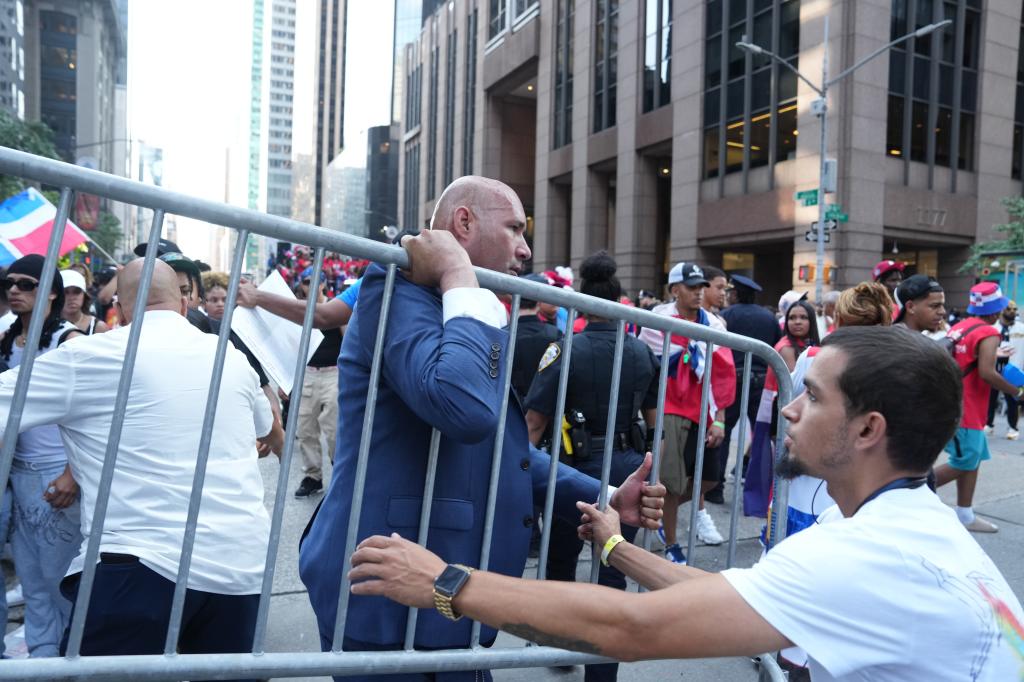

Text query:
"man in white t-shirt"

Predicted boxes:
[[0, 259, 284, 665], [348, 326, 1024, 682]]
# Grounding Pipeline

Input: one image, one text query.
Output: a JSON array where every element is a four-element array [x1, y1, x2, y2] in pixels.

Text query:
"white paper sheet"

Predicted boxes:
[[230, 271, 324, 394]]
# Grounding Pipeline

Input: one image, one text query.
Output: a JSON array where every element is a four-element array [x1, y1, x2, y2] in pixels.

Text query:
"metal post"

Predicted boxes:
[[164, 229, 252, 654], [404, 427, 443, 650], [251, 246, 326, 654], [640, 332, 673, 565], [726, 356, 753, 568], [536, 309, 577, 581], [469, 295, 521, 648], [0, 188, 73, 508], [685, 342, 716, 563], [815, 14, 830, 305], [589, 321, 625, 583], [65, 209, 165, 658]]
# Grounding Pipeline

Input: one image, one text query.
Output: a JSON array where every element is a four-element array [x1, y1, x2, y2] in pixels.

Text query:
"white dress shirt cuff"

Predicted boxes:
[[442, 288, 508, 329]]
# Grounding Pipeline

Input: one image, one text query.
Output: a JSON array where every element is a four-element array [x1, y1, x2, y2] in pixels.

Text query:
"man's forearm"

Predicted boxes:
[[452, 569, 643, 661], [252, 290, 348, 329], [607, 540, 708, 591]]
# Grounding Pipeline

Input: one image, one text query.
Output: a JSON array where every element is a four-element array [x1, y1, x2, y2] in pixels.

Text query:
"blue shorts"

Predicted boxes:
[[944, 427, 991, 471]]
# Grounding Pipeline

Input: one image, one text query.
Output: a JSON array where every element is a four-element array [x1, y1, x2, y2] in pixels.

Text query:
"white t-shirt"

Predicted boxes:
[[0, 311, 273, 595], [723, 485, 1024, 681]]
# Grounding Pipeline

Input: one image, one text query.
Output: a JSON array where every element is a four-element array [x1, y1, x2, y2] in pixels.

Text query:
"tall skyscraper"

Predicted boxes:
[[0, 0, 25, 118], [390, 0, 422, 124], [266, 0, 295, 218], [24, 0, 122, 170], [313, 0, 346, 226], [364, 123, 397, 241]]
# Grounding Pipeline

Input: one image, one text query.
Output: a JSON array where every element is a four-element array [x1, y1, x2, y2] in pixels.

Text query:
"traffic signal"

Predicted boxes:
[[798, 264, 815, 282]]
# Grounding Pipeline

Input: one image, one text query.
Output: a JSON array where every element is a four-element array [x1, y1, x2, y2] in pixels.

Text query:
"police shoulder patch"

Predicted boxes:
[[537, 343, 561, 372]]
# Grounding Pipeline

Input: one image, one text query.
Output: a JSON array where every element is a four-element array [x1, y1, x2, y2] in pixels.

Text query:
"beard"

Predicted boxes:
[[774, 453, 809, 480]]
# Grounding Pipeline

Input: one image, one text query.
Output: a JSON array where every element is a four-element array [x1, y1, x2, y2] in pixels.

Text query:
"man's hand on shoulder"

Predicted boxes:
[[401, 231, 478, 293], [608, 452, 666, 530]]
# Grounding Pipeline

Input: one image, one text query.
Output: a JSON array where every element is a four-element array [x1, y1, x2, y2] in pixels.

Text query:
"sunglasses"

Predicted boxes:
[[0, 278, 39, 293]]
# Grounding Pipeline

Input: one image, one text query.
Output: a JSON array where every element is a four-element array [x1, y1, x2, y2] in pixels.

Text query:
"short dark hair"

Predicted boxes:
[[702, 265, 726, 281], [821, 326, 962, 472]]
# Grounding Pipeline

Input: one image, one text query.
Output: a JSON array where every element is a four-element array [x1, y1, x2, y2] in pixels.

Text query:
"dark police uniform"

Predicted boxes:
[[511, 313, 561, 401], [718, 300, 781, 483], [523, 320, 659, 682]]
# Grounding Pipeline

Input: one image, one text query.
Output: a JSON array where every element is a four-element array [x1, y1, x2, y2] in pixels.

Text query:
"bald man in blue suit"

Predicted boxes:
[[298, 177, 665, 681]]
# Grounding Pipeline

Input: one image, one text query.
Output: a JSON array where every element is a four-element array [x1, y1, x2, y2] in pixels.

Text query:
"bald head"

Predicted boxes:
[[430, 176, 520, 232], [429, 176, 530, 275], [116, 258, 186, 323]]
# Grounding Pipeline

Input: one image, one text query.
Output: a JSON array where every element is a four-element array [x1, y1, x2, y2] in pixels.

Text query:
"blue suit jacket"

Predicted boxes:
[[298, 264, 601, 649]]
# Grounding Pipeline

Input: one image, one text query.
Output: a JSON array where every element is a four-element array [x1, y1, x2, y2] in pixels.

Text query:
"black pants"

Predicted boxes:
[[59, 555, 259, 682], [987, 387, 1019, 430], [719, 371, 766, 485], [545, 447, 643, 682]]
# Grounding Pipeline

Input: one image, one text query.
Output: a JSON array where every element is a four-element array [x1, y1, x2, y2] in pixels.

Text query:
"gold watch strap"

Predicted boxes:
[[433, 564, 475, 621]]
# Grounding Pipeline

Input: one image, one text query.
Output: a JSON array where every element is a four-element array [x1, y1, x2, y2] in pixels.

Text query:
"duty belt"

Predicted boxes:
[[587, 432, 631, 453]]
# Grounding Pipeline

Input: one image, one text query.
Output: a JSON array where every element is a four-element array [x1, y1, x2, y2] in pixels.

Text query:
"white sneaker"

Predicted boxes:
[[983, 425, 994, 436], [1007, 428, 1019, 441], [695, 509, 724, 545], [4, 583, 23, 607]]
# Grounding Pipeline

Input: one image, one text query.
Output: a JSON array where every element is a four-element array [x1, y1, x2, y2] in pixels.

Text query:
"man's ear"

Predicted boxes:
[[854, 411, 887, 452], [179, 296, 188, 317], [451, 206, 473, 245]]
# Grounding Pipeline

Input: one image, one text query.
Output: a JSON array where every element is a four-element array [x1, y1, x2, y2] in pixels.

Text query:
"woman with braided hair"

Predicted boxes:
[[0, 254, 82, 657]]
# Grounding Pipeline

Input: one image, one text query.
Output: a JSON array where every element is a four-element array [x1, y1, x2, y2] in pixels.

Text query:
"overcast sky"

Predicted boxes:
[[128, 0, 394, 260]]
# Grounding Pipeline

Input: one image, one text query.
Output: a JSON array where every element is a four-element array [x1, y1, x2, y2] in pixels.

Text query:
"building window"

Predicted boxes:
[[553, 0, 574, 148], [593, 0, 619, 133], [443, 29, 457, 186], [643, 0, 672, 112], [405, 45, 422, 130], [886, 0, 980, 173], [513, 0, 538, 22], [702, 0, 800, 180], [427, 44, 439, 198], [463, 9, 478, 175], [489, 0, 507, 39], [404, 142, 421, 229]]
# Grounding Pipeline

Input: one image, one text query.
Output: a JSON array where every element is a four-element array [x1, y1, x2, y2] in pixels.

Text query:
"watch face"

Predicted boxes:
[[435, 564, 471, 598]]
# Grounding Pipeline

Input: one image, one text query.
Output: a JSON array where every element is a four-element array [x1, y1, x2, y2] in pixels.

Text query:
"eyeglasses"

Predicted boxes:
[[0, 278, 39, 293]]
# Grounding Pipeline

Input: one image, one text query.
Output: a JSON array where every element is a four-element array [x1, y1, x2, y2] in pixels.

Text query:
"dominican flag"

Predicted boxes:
[[0, 188, 88, 266]]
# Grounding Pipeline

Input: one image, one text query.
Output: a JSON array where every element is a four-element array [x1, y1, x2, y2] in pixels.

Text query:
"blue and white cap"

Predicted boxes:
[[668, 262, 710, 287]]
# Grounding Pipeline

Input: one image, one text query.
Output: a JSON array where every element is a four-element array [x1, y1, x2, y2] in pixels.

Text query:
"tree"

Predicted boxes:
[[960, 196, 1024, 274], [0, 109, 60, 201], [90, 210, 123, 257]]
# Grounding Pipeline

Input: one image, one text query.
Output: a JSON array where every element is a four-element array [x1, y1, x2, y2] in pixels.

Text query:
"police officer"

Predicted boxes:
[[510, 273, 562, 402], [716, 274, 781, 493], [523, 251, 659, 682]]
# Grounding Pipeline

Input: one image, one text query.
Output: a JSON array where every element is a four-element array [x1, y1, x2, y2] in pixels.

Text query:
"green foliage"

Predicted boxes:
[[960, 196, 1024, 274], [90, 210, 123, 257], [0, 109, 60, 201]]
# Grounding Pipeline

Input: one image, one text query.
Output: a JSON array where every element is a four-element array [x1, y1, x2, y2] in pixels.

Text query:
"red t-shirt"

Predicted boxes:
[[949, 317, 999, 430]]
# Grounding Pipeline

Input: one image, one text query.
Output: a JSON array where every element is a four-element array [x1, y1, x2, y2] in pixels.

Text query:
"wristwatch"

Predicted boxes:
[[433, 563, 475, 621]]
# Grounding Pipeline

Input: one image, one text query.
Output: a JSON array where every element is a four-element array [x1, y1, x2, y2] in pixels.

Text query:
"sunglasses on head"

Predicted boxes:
[[0, 278, 39, 293]]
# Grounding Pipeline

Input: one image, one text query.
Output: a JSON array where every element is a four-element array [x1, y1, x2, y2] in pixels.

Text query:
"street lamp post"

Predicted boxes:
[[738, 16, 951, 303]]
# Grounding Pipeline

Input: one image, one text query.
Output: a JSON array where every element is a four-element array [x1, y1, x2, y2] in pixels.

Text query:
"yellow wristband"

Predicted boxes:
[[601, 534, 626, 567]]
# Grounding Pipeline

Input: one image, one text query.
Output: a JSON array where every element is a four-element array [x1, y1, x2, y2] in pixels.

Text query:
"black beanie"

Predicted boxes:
[[7, 254, 65, 311]]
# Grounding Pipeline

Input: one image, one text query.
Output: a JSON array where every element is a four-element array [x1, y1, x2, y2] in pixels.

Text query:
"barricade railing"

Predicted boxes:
[[0, 146, 792, 681]]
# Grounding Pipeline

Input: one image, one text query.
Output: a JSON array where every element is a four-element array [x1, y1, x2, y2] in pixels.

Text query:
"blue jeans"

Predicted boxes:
[[10, 460, 81, 657], [0, 483, 11, 658]]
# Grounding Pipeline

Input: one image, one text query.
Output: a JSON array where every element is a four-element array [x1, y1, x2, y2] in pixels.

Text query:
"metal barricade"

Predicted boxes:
[[0, 146, 792, 681]]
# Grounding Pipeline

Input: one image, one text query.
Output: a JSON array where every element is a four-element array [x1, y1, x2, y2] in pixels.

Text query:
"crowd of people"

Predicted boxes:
[[0, 173, 1018, 682]]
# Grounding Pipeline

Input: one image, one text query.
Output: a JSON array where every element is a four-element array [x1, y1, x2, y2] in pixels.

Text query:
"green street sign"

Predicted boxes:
[[824, 204, 848, 222], [795, 189, 819, 206]]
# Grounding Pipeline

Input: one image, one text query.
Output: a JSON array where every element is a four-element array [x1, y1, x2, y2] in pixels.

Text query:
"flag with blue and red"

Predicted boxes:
[[0, 188, 88, 266]]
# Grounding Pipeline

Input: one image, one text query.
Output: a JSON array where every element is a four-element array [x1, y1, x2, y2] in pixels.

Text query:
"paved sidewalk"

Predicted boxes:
[[257, 423, 1024, 681]]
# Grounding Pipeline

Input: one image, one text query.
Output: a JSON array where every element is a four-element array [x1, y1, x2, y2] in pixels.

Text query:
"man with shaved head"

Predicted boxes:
[[0, 257, 283, 665], [299, 176, 665, 681]]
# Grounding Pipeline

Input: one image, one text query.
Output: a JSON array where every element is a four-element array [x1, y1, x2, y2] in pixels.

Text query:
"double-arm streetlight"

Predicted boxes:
[[737, 16, 951, 303]]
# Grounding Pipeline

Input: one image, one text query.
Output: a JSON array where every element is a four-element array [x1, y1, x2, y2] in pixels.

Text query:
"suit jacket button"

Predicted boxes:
[[490, 350, 500, 360], [522, 515, 534, 527], [491, 343, 501, 351], [520, 458, 530, 470], [489, 369, 499, 378]]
